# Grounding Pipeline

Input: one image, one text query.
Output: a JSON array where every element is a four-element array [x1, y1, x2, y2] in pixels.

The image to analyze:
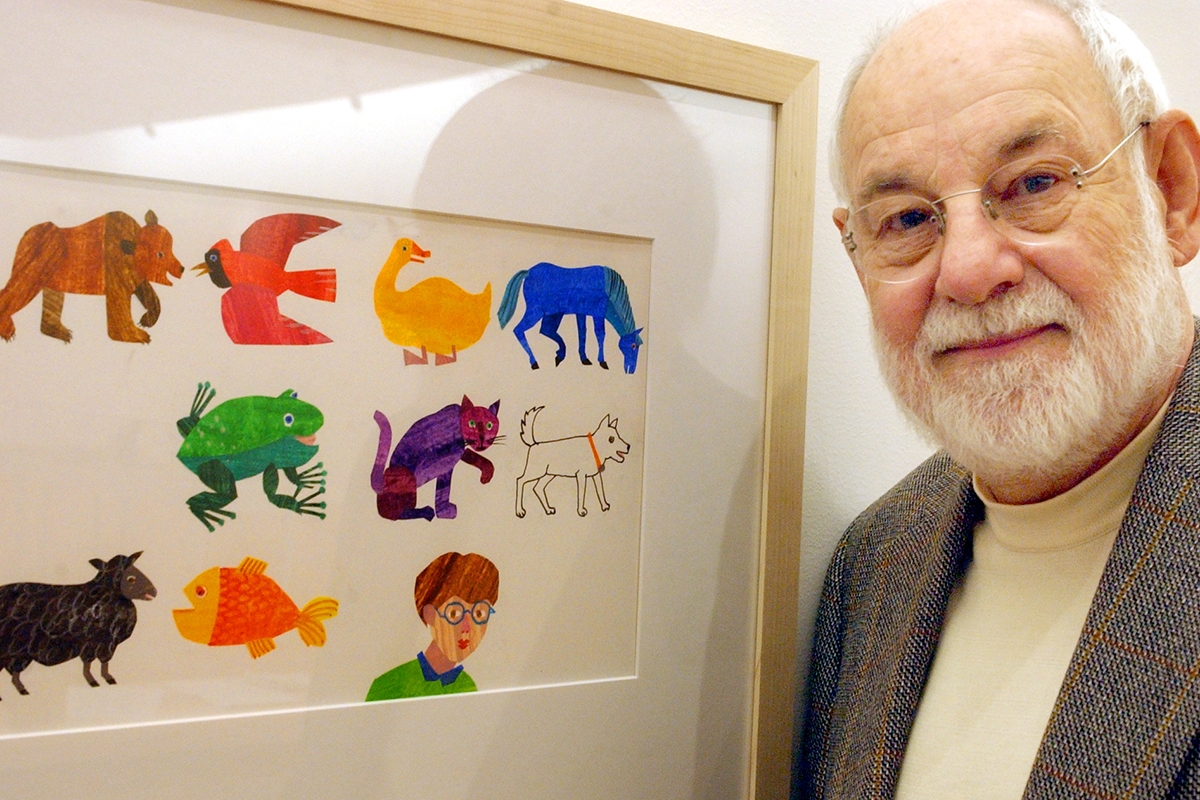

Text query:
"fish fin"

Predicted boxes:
[[237, 557, 268, 576], [301, 596, 339, 621], [296, 597, 339, 647], [295, 618, 326, 647], [246, 638, 276, 659]]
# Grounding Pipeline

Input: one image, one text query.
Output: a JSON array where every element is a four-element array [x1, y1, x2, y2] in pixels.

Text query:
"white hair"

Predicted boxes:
[[830, 0, 1171, 201]]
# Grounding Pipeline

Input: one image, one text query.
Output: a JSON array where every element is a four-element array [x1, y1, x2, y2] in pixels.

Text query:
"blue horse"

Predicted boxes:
[[497, 263, 644, 373]]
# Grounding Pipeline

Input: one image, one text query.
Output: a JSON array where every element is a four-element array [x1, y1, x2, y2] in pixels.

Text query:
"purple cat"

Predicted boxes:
[[372, 396, 501, 521]]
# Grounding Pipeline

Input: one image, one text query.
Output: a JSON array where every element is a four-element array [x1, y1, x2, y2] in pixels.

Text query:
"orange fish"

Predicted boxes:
[[173, 556, 338, 659]]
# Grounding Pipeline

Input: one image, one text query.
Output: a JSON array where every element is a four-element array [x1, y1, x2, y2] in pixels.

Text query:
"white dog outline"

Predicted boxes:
[[515, 406, 630, 517]]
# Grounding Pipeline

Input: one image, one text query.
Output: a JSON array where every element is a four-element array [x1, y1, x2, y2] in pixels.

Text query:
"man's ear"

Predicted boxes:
[[1146, 110, 1200, 267], [833, 207, 870, 291], [422, 604, 436, 625]]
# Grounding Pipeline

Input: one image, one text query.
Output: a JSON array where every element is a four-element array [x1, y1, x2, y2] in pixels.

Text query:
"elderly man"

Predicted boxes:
[[799, 0, 1200, 797]]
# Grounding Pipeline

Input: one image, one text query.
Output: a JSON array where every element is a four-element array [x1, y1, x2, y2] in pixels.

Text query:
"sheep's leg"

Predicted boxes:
[[81, 659, 100, 687], [99, 660, 116, 685], [8, 660, 30, 695]]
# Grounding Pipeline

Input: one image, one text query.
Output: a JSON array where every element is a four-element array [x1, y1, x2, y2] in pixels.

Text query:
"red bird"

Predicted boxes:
[[197, 214, 339, 345]]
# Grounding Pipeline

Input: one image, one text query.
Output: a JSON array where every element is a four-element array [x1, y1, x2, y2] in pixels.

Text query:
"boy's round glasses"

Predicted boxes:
[[437, 600, 495, 625], [840, 122, 1149, 284]]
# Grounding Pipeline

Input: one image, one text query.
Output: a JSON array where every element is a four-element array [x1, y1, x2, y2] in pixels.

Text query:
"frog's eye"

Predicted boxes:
[[283, 413, 295, 427], [195, 585, 207, 598], [290, 391, 298, 399]]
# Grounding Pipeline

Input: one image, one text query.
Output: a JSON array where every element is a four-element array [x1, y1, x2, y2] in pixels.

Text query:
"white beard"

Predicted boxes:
[[874, 197, 1190, 490]]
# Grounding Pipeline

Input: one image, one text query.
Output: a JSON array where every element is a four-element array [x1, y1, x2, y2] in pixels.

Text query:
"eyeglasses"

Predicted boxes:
[[436, 600, 495, 626], [840, 121, 1149, 284]]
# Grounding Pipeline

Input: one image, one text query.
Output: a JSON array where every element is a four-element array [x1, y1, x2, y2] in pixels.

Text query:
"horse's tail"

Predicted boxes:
[[520, 406, 543, 448], [371, 411, 392, 494], [603, 267, 635, 335], [497, 269, 528, 329]]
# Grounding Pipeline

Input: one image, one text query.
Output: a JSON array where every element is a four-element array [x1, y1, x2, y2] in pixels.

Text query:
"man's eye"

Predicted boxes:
[[1013, 171, 1059, 197], [897, 208, 932, 229], [879, 207, 933, 235]]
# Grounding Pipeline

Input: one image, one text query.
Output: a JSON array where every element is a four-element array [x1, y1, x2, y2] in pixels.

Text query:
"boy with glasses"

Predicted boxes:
[[366, 551, 499, 701]]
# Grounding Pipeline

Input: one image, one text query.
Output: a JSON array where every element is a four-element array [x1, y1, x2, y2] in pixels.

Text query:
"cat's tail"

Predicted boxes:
[[496, 269, 528, 329], [520, 405, 543, 447], [371, 410, 392, 494]]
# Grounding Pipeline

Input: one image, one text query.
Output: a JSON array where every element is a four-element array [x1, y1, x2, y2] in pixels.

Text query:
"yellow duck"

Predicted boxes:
[[373, 238, 492, 365]]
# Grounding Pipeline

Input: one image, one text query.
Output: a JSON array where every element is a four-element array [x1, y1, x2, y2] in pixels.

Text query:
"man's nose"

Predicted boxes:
[[932, 194, 1025, 304]]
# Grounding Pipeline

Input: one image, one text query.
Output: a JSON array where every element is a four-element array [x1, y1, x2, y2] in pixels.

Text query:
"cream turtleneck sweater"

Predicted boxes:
[[894, 399, 1169, 799]]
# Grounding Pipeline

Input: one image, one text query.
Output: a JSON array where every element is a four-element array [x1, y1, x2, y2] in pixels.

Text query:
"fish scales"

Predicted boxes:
[[208, 568, 299, 646]]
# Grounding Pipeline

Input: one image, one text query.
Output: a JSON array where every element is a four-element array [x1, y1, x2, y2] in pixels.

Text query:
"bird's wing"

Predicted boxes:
[[239, 214, 341, 266], [221, 285, 333, 345]]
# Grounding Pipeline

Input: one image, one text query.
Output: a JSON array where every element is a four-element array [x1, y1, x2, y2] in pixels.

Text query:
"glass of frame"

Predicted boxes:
[[0, 0, 815, 796]]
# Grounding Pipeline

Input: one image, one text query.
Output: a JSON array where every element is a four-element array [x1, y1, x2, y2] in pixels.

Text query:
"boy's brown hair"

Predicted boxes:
[[413, 552, 499, 618]]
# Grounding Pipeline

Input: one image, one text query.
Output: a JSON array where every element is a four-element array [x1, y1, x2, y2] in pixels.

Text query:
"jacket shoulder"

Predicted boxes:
[[839, 451, 976, 561]]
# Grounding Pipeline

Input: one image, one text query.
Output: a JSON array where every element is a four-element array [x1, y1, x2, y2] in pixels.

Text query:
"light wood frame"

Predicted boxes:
[[265, 0, 816, 796]]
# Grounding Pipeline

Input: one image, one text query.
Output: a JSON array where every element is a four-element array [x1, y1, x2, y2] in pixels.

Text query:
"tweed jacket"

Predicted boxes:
[[798, 323, 1200, 799]]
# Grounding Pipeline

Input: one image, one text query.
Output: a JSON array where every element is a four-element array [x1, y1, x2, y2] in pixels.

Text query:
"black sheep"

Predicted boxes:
[[0, 552, 156, 699]]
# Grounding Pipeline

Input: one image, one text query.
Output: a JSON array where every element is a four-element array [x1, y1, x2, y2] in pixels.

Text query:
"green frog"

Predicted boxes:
[[176, 382, 327, 531]]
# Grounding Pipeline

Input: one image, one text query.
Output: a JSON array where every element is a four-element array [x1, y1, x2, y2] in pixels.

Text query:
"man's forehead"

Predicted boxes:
[[872, 0, 1088, 73], [841, 0, 1117, 195], [851, 114, 1077, 203]]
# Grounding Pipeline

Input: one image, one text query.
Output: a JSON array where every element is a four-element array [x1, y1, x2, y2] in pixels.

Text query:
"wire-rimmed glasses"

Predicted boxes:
[[436, 600, 496, 626], [840, 121, 1149, 284]]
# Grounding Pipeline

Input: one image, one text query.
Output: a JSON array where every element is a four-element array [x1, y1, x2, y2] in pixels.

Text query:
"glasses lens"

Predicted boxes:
[[849, 195, 942, 277], [471, 603, 493, 624], [982, 154, 1082, 239], [442, 603, 465, 624]]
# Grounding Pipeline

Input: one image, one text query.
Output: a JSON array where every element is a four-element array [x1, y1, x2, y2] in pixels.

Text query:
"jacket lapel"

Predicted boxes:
[[822, 457, 981, 798], [1029, 326, 1200, 799]]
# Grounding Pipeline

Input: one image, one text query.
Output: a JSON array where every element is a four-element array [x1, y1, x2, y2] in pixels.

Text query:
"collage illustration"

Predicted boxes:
[[0, 169, 650, 732]]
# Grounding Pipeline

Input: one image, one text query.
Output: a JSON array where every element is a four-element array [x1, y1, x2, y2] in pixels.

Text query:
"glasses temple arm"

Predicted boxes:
[[1080, 120, 1151, 179]]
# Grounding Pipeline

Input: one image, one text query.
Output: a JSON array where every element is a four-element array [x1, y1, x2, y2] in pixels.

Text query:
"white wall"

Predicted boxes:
[[564, 0, 1200, 695]]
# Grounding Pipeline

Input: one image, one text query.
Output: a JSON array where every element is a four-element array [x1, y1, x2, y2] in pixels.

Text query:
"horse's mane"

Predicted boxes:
[[603, 268, 635, 335]]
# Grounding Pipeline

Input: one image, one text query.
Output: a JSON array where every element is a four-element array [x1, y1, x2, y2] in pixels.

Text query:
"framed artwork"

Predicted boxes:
[[0, 0, 815, 797]]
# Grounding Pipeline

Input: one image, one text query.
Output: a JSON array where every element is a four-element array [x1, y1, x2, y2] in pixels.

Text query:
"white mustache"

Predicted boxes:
[[919, 277, 1080, 355]]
